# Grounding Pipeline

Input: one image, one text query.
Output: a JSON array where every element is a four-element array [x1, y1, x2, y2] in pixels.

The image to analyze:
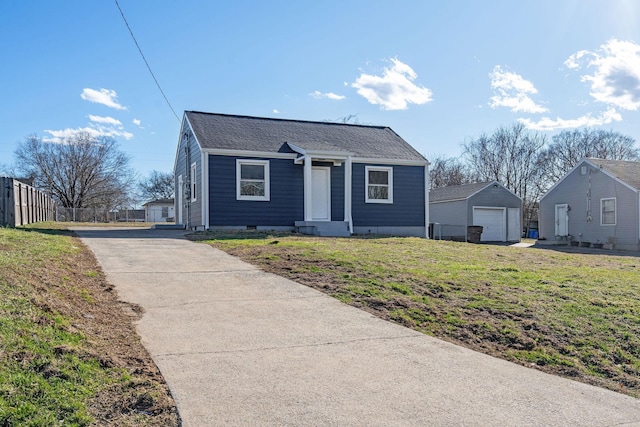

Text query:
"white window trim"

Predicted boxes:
[[190, 163, 197, 202], [236, 159, 270, 201], [600, 197, 616, 226], [365, 165, 393, 204]]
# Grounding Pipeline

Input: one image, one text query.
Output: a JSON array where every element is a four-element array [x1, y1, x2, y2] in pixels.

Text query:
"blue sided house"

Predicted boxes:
[[173, 111, 429, 237]]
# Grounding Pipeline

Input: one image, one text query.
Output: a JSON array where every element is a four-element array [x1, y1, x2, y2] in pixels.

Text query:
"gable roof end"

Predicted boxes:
[[541, 158, 640, 201]]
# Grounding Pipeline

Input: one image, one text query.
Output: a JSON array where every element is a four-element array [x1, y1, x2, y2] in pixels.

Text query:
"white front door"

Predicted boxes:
[[311, 167, 331, 221], [555, 204, 569, 236]]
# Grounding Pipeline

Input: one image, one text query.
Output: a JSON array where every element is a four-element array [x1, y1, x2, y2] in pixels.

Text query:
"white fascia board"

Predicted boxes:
[[429, 198, 467, 204], [587, 159, 639, 193], [305, 150, 353, 159], [172, 114, 205, 173], [465, 182, 494, 200], [467, 181, 522, 202], [286, 142, 353, 159], [286, 142, 305, 155], [202, 148, 298, 159], [352, 157, 428, 166], [172, 114, 188, 174]]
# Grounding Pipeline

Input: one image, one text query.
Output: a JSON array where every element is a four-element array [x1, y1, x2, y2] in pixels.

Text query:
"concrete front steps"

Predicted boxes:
[[295, 221, 350, 237]]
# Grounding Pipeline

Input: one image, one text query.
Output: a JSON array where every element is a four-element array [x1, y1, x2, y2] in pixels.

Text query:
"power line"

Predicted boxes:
[[114, 0, 180, 123]]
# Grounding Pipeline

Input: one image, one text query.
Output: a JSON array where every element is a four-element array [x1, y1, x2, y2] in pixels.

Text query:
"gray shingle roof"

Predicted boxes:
[[429, 182, 495, 202], [586, 158, 640, 190], [185, 111, 426, 161]]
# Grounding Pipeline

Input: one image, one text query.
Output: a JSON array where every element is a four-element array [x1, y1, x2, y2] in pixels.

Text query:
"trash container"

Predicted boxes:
[[467, 226, 483, 243]]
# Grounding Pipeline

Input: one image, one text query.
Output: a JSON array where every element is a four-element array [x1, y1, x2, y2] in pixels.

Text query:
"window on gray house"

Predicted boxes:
[[601, 198, 616, 225]]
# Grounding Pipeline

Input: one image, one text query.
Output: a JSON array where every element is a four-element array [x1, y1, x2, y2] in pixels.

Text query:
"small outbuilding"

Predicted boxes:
[[429, 181, 522, 242], [143, 198, 175, 222], [539, 158, 640, 251]]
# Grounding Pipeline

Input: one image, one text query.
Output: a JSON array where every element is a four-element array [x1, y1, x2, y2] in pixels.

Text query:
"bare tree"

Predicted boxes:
[[463, 123, 547, 230], [429, 155, 472, 189], [15, 132, 134, 209], [537, 128, 639, 191], [0, 163, 16, 177], [138, 170, 174, 202]]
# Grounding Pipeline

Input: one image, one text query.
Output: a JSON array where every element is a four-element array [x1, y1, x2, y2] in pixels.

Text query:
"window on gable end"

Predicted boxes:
[[601, 198, 616, 225], [365, 166, 393, 203]]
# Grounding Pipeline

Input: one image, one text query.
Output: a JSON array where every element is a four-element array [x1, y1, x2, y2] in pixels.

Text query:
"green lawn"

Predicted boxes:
[[0, 224, 177, 426], [202, 231, 640, 397]]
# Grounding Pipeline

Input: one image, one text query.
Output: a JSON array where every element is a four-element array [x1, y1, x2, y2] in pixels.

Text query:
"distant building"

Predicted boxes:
[[143, 198, 175, 222]]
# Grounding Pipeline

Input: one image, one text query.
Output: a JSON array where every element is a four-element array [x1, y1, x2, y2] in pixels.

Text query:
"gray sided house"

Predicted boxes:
[[429, 181, 522, 242], [539, 158, 640, 251], [173, 111, 429, 237]]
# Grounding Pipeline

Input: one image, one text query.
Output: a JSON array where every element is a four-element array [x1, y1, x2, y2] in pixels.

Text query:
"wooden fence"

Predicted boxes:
[[0, 177, 56, 227]]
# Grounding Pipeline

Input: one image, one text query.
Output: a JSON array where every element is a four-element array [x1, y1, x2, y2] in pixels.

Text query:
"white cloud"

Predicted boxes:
[[88, 115, 122, 126], [132, 118, 142, 126], [309, 90, 346, 100], [352, 58, 433, 110], [80, 88, 127, 110], [565, 39, 640, 111], [563, 50, 589, 70], [43, 125, 133, 143], [489, 66, 548, 113], [518, 107, 622, 131]]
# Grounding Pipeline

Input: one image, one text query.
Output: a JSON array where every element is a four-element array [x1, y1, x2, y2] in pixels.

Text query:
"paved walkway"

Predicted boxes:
[[74, 227, 640, 426]]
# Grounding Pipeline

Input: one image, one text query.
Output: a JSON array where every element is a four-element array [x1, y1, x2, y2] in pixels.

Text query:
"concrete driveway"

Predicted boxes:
[[73, 227, 640, 426]]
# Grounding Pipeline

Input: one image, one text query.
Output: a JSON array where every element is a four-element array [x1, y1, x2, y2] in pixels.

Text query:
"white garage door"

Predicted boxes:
[[472, 207, 505, 242]]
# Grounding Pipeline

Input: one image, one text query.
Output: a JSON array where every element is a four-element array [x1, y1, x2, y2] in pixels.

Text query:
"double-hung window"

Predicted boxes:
[[601, 198, 616, 225], [365, 166, 393, 203], [237, 159, 270, 201]]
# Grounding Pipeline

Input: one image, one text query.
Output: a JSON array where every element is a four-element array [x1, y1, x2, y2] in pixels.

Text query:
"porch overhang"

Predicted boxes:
[[286, 142, 354, 233]]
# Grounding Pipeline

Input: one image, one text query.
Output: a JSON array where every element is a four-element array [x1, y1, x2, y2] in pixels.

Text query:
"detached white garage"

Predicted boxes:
[[430, 182, 522, 242]]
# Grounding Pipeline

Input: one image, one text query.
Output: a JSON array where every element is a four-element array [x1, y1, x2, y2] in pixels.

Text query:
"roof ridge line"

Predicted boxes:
[[185, 110, 389, 130]]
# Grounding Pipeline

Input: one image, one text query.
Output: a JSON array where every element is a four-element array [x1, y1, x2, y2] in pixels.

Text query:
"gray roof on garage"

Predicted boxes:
[[430, 182, 495, 202]]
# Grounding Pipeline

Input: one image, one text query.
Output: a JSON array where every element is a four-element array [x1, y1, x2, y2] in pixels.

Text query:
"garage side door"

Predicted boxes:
[[473, 207, 506, 242]]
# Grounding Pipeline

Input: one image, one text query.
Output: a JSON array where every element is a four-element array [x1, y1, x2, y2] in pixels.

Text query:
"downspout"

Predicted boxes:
[[344, 155, 353, 233]]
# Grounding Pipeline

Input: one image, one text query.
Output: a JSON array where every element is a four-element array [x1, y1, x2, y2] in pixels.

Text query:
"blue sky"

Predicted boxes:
[[2, 1, 640, 179]]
